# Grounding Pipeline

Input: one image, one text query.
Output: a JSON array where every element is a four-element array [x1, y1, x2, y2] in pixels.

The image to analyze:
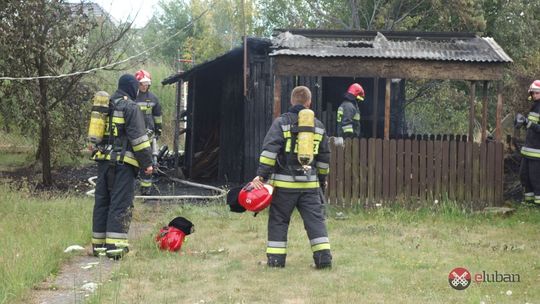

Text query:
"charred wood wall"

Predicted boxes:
[[243, 52, 274, 181]]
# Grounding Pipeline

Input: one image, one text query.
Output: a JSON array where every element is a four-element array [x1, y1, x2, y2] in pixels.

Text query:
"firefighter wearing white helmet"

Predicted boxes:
[[134, 69, 163, 198], [515, 80, 540, 206], [252, 86, 332, 269]]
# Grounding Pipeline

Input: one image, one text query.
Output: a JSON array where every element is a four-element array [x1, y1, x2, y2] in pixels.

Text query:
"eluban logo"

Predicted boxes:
[[449, 267, 471, 290], [449, 268, 521, 290]]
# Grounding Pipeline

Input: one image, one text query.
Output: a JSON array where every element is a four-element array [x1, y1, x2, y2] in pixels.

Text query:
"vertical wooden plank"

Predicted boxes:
[[495, 142, 504, 205], [336, 141, 345, 207], [382, 139, 390, 200], [496, 81, 503, 142], [273, 75, 282, 118], [469, 81, 476, 142], [426, 140, 434, 201], [372, 77, 379, 138], [457, 141, 466, 201], [375, 139, 383, 202], [389, 139, 397, 199], [472, 143, 481, 207], [328, 137, 337, 204], [419, 140, 427, 201], [481, 81, 489, 142], [351, 138, 360, 207], [487, 142, 496, 206], [396, 139, 404, 198], [464, 141, 473, 205], [404, 140, 412, 198], [448, 141, 457, 200], [367, 138, 376, 206], [433, 140, 442, 200], [479, 142, 487, 205], [384, 79, 391, 140], [344, 138, 352, 207], [359, 138, 368, 203], [411, 139, 419, 198], [441, 141, 449, 199]]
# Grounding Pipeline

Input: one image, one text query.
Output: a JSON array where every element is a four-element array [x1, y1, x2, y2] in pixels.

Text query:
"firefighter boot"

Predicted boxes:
[[267, 254, 286, 268], [92, 244, 106, 257], [313, 249, 332, 269], [106, 243, 129, 260]]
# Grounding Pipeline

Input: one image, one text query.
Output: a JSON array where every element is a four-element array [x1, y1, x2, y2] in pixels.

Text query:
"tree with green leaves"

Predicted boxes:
[[0, 0, 133, 186]]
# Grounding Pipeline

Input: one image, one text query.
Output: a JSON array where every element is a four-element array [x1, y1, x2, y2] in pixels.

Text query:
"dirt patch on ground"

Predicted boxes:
[[0, 163, 229, 198], [27, 222, 153, 304], [0, 164, 97, 196]]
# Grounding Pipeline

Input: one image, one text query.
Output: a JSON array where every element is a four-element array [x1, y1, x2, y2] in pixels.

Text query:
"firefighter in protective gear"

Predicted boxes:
[[134, 69, 163, 197], [516, 80, 540, 206], [91, 74, 153, 259], [337, 83, 365, 138], [252, 86, 332, 269]]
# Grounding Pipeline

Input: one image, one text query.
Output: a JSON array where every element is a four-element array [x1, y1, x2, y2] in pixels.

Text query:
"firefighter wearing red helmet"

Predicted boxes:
[[515, 80, 540, 206], [252, 86, 332, 269], [134, 69, 163, 198], [337, 83, 365, 138]]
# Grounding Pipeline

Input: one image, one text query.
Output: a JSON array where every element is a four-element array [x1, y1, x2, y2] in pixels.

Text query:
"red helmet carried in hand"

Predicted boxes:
[[156, 217, 194, 252], [347, 83, 365, 101], [238, 183, 273, 212], [135, 69, 152, 84]]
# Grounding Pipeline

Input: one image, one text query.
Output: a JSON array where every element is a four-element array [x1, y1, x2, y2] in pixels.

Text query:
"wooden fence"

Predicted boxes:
[[326, 137, 504, 209]]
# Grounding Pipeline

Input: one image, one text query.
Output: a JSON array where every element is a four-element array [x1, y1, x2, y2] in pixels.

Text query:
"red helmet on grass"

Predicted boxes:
[[238, 183, 273, 212], [156, 217, 194, 252]]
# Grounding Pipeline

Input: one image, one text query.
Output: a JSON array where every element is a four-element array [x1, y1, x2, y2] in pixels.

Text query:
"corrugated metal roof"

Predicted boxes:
[[270, 31, 513, 63]]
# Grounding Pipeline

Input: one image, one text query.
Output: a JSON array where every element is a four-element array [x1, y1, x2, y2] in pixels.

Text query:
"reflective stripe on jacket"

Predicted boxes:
[[135, 91, 162, 134], [521, 101, 540, 159], [337, 100, 360, 138], [92, 93, 152, 168]]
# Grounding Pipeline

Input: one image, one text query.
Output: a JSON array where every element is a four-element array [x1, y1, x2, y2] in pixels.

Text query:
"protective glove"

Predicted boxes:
[[334, 137, 344, 147], [318, 175, 327, 190], [514, 113, 528, 129]]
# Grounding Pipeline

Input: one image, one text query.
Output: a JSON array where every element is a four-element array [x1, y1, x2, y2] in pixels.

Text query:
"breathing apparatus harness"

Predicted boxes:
[[91, 96, 130, 191], [277, 108, 316, 180]]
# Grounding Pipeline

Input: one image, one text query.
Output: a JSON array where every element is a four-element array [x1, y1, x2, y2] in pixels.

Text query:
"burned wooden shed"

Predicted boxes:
[[163, 29, 512, 206]]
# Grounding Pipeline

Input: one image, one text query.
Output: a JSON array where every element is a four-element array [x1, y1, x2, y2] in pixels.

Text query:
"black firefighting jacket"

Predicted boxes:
[[92, 90, 153, 169], [135, 91, 162, 135], [337, 95, 361, 138], [257, 104, 330, 192], [521, 100, 540, 159]]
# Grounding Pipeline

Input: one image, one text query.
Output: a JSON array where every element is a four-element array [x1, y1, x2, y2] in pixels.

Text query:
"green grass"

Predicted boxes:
[[0, 185, 93, 304], [0, 152, 31, 170], [87, 201, 540, 304]]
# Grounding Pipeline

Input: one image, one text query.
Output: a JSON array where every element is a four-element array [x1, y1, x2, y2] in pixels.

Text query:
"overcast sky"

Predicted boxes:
[[92, 0, 160, 28]]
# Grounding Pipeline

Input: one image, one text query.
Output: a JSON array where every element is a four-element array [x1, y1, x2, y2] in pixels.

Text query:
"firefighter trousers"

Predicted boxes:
[[519, 157, 540, 205], [267, 189, 332, 268], [92, 161, 136, 257]]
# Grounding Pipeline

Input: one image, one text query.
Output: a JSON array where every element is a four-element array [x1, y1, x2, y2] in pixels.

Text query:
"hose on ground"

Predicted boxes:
[[85, 168, 227, 200]]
